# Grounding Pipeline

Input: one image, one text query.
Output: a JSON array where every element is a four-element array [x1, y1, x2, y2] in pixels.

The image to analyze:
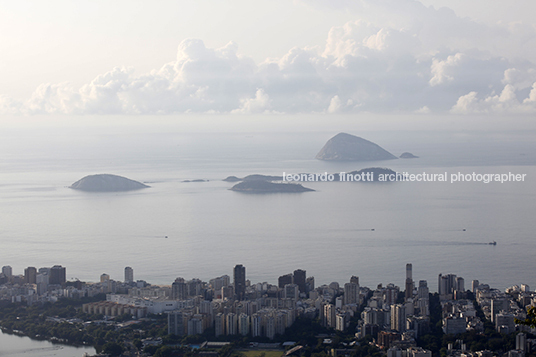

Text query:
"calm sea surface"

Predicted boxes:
[[0, 330, 95, 356], [0, 124, 535, 294]]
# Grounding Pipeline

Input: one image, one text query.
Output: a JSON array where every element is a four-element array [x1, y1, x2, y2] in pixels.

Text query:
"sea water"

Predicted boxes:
[[0, 118, 535, 293], [0, 330, 95, 356]]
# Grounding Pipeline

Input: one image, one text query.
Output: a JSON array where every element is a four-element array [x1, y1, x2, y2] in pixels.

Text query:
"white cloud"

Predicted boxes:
[[231, 89, 272, 114], [327, 95, 342, 113], [3, 0, 536, 116], [451, 91, 480, 114], [0, 95, 23, 115], [502, 68, 536, 90], [415, 106, 431, 114], [451, 83, 536, 114], [429, 53, 465, 86], [26, 82, 82, 115], [524, 83, 536, 103]]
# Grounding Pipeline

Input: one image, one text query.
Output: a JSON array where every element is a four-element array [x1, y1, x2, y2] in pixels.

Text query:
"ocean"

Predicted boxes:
[[0, 330, 95, 357], [0, 115, 535, 294]]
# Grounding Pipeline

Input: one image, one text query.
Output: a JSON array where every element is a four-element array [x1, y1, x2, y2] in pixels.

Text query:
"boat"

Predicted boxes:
[[489, 241, 496, 245]]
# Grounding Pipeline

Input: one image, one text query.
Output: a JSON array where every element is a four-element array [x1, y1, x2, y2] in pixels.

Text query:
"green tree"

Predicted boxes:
[[133, 338, 143, 350], [516, 306, 536, 328], [102, 341, 124, 356], [154, 345, 175, 357]]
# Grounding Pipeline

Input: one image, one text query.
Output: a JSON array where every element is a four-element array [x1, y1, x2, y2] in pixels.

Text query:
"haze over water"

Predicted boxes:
[[0, 115, 535, 293]]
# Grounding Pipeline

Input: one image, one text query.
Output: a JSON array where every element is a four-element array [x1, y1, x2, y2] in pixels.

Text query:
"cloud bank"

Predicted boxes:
[[3, 0, 536, 115]]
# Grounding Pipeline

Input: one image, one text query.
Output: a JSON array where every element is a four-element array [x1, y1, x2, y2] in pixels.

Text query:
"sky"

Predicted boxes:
[[1, 0, 536, 116]]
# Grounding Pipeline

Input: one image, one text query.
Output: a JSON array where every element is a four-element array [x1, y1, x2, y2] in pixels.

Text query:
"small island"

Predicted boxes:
[[223, 176, 242, 182], [69, 174, 149, 192], [230, 180, 314, 193], [223, 174, 283, 182], [316, 133, 398, 161], [400, 152, 419, 159], [340, 167, 398, 182]]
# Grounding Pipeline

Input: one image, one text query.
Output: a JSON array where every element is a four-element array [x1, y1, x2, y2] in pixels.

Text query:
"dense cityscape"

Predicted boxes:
[[0, 263, 534, 357]]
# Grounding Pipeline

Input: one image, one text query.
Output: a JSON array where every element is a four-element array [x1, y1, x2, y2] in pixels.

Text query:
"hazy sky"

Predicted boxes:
[[2, 0, 536, 115]]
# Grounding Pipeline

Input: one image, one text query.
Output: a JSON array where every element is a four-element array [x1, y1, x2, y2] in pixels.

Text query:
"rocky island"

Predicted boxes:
[[400, 152, 419, 159], [230, 180, 314, 193], [341, 167, 397, 181], [316, 132, 398, 161], [223, 174, 283, 182], [69, 174, 149, 192]]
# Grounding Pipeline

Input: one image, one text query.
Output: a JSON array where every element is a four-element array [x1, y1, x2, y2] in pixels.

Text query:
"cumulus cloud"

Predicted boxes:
[[2, 0, 536, 115], [415, 106, 431, 114], [451, 83, 536, 114], [231, 89, 272, 114], [327, 95, 342, 113], [0, 95, 24, 114]]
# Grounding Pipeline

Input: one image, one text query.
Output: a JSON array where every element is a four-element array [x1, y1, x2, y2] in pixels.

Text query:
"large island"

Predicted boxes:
[[230, 180, 314, 193], [316, 132, 398, 161], [69, 174, 149, 192]]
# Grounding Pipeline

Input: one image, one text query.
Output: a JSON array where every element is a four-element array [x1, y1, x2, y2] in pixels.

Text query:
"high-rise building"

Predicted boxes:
[[336, 312, 346, 331], [438, 273, 457, 298], [306, 276, 315, 293], [265, 315, 276, 339], [516, 333, 527, 351], [36, 272, 49, 295], [234, 264, 246, 300], [251, 313, 261, 337], [471, 280, 480, 293], [221, 286, 234, 299], [188, 316, 203, 336], [416, 280, 430, 316], [172, 278, 187, 300], [323, 303, 336, 328], [455, 277, 465, 292], [384, 284, 399, 307], [417, 280, 429, 299], [238, 313, 250, 336], [2, 266, 12, 278], [390, 304, 406, 332], [124, 267, 134, 283], [226, 312, 237, 335], [168, 311, 185, 335], [284, 284, 299, 299], [495, 313, 515, 334], [442, 316, 466, 334], [278, 274, 292, 288], [405, 264, 413, 301], [293, 269, 306, 294], [210, 275, 230, 297], [49, 265, 66, 285], [491, 298, 508, 323], [344, 281, 359, 305], [24, 267, 37, 284], [215, 313, 225, 336], [187, 278, 203, 297], [100, 273, 110, 283]]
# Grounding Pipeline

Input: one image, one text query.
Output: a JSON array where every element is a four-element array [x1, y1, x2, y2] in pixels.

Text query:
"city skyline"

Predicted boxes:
[[1, 262, 521, 297]]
